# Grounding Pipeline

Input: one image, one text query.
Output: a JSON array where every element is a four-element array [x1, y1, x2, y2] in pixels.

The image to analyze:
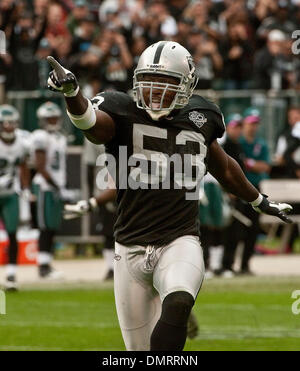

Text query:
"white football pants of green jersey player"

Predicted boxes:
[[114, 235, 204, 351]]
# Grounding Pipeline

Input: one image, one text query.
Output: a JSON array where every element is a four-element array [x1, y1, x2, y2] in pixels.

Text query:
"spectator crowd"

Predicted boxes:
[[1, 0, 300, 95]]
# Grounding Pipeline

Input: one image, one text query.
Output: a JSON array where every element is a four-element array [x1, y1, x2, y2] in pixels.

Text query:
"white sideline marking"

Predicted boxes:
[[199, 304, 290, 311], [196, 331, 300, 340], [0, 321, 118, 329]]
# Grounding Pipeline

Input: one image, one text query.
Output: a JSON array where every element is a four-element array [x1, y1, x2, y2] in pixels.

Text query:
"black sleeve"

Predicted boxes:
[[90, 91, 132, 151], [91, 91, 132, 122], [208, 110, 225, 141], [187, 95, 225, 141]]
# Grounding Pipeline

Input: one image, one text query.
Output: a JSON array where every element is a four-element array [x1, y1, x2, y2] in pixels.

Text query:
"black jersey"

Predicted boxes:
[[91, 91, 225, 247]]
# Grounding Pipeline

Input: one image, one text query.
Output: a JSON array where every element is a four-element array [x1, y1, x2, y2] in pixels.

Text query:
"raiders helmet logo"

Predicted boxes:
[[189, 111, 207, 129]]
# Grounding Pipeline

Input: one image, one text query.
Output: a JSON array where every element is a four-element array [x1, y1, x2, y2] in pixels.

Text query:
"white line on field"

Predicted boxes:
[[198, 304, 290, 311], [0, 321, 118, 328]]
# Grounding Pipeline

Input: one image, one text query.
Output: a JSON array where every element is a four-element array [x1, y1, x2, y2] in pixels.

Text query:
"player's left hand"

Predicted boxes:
[[63, 198, 98, 220], [252, 195, 293, 223]]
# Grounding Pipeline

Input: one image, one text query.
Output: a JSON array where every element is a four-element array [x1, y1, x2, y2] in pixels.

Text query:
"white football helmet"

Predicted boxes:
[[133, 41, 198, 120], [0, 104, 20, 141], [37, 101, 62, 132]]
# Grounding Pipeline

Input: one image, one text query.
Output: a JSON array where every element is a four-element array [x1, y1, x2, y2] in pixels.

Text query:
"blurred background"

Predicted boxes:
[[0, 0, 299, 275]]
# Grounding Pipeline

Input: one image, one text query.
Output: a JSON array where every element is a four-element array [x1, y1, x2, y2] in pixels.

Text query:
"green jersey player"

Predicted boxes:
[[0, 105, 31, 291], [31, 102, 67, 279]]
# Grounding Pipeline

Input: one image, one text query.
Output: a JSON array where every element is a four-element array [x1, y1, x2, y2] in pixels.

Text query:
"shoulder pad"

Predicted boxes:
[[91, 91, 134, 117], [184, 94, 223, 116]]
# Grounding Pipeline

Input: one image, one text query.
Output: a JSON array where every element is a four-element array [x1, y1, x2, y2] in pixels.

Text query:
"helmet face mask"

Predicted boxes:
[[37, 102, 62, 132], [135, 72, 181, 111], [0, 105, 20, 142], [133, 42, 198, 120]]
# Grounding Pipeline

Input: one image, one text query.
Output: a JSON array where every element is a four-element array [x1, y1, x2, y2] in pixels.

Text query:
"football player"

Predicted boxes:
[[0, 104, 31, 290], [31, 102, 66, 279], [47, 41, 292, 351], [64, 187, 199, 339]]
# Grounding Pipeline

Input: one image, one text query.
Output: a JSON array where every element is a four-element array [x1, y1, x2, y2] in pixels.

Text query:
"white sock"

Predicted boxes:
[[209, 245, 224, 271], [6, 264, 17, 277], [103, 249, 114, 271], [38, 252, 52, 265]]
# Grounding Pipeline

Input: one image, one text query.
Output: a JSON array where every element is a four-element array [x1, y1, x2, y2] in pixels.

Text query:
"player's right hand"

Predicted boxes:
[[47, 56, 79, 97], [63, 198, 98, 220]]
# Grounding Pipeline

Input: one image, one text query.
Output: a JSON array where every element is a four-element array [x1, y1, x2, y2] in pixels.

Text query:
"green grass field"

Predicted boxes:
[[1, 277, 300, 351]]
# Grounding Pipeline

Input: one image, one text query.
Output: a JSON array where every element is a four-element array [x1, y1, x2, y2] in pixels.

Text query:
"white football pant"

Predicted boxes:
[[114, 235, 205, 351]]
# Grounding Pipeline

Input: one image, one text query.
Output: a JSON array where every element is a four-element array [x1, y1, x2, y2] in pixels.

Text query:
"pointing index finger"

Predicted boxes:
[[47, 56, 67, 80]]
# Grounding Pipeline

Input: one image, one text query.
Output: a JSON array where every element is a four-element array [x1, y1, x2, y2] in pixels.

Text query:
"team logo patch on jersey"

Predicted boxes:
[[189, 111, 207, 129]]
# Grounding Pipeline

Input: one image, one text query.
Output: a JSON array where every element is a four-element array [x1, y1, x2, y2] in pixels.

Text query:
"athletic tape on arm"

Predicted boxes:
[[67, 99, 96, 130]]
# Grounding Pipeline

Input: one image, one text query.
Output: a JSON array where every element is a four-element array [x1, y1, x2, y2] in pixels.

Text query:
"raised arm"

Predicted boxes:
[[47, 56, 115, 144], [207, 140, 293, 223]]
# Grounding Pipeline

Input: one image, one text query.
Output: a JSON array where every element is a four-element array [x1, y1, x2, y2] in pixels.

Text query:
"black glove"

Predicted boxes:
[[251, 194, 293, 223], [47, 56, 79, 97]]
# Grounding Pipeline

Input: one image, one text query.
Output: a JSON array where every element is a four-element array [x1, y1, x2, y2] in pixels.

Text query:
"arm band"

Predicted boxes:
[[250, 193, 263, 207], [67, 99, 96, 130]]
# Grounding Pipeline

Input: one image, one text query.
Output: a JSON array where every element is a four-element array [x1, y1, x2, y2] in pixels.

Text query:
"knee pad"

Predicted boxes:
[[161, 291, 194, 327]]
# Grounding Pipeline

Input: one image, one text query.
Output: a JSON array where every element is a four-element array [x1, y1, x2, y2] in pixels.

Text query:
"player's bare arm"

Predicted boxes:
[[47, 56, 115, 144], [65, 91, 115, 144], [208, 140, 259, 202], [208, 140, 293, 223]]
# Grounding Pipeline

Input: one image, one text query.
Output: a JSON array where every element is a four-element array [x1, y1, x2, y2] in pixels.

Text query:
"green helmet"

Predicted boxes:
[[0, 104, 20, 141], [37, 101, 62, 132], [243, 107, 261, 123]]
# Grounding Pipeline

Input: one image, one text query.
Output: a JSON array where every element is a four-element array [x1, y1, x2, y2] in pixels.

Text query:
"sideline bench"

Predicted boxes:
[[260, 179, 300, 252]]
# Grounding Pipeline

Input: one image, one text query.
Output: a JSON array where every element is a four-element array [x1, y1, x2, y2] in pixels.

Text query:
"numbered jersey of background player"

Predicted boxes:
[[31, 129, 67, 191], [0, 132, 29, 196], [91, 91, 225, 247]]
